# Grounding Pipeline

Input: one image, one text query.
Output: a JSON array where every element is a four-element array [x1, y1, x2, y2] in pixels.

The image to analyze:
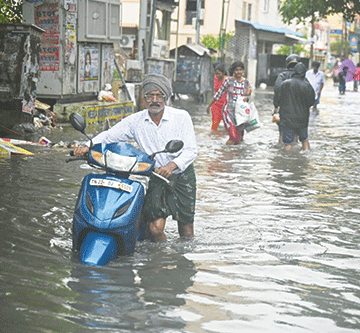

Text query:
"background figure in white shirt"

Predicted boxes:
[[74, 74, 198, 242], [306, 61, 325, 111]]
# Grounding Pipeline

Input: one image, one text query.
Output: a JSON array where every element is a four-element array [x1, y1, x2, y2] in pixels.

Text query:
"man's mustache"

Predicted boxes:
[[150, 102, 161, 107]]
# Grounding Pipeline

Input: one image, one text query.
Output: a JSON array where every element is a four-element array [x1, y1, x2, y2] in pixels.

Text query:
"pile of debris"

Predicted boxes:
[[33, 100, 57, 129], [0, 136, 81, 158], [0, 100, 57, 138]]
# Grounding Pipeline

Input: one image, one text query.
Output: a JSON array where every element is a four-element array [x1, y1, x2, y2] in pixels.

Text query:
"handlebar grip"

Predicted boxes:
[[66, 151, 89, 163], [151, 171, 171, 185]]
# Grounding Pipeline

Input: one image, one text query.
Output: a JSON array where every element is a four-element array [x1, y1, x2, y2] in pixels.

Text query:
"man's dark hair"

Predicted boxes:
[[312, 61, 320, 69]]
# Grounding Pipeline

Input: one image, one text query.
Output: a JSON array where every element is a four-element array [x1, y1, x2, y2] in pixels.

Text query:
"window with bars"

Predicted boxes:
[[242, 2, 252, 21]]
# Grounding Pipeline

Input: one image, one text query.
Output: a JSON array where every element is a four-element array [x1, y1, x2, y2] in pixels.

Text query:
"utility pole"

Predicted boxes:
[[173, 0, 180, 81], [195, 0, 201, 44], [341, 18, 345, 58], [148, 0, 156, 59], [310, 16, 315, 67], [139, 0, 148, 72], [344, 19, 348, 58], [219, 0, 230, 61]]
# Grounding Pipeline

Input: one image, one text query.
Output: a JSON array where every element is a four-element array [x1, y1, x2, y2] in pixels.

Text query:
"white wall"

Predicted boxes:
[[121, 1, 140, 27]]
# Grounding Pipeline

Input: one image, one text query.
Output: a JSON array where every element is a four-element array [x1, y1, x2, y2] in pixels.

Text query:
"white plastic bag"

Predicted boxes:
[[234, 100, 262, 132], [244, 102, 262, 132], [234, 99, 251, 126]]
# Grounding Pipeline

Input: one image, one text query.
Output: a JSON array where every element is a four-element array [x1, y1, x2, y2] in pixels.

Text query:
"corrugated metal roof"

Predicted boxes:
[[182, 43, 211, 56], [236, 19, 304, 37]]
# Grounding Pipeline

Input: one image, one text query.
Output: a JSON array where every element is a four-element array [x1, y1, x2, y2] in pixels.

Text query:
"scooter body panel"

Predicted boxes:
[[68, 118, 184, 266], [80, 232, 118, 266], [75, 174, 144, 229], [73, 173, 147, 258], [72, 142, 154, 265]]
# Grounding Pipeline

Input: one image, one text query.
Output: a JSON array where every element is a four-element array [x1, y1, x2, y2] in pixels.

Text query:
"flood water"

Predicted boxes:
[[1, 80, 360, 332]]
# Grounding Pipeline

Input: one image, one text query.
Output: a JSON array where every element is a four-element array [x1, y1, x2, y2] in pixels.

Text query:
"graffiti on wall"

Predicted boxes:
[[63, 0, 77, 94], [21, 34, 36, 114], [86, 102, 134, 124], [65, 0, 77, 65], [101, 45, 114, 88], [0, 27, 41, 115]]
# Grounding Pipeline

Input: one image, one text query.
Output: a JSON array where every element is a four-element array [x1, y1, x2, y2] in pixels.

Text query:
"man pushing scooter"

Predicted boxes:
[[74, 74, 198, 242]]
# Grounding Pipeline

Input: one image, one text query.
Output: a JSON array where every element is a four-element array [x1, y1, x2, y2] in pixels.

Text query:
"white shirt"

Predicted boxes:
[[90, 106, 198, 173], [305, 69, 325, 99]]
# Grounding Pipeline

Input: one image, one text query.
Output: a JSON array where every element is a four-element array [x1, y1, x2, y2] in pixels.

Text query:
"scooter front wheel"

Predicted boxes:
[[79, 232, 118, 266]]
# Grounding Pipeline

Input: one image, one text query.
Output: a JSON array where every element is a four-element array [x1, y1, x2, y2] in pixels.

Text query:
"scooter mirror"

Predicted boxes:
[[149, 140, 184, 160], [70, 113, 87, 133], [165, 140, 184, 153]]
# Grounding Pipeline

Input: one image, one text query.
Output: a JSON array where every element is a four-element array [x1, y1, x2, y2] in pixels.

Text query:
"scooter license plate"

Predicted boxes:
[[90, 178, 133, 193]]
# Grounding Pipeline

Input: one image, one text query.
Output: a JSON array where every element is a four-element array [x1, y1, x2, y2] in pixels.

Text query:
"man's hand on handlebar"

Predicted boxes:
[[73, 146, 90, 157], [156, 162, 178, 179]]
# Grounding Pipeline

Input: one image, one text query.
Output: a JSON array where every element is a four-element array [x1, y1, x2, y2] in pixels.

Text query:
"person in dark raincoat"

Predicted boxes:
[[276, 63, 315, 151], [338, 66, 348, 94], [272, 54, 301, 143]]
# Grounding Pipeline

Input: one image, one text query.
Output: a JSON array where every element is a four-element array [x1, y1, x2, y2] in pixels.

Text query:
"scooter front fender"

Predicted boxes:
[[79, 232, 118, 266]]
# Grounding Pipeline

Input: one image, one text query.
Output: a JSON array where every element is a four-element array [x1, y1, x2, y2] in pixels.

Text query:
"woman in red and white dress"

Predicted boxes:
[[207, 61, 252, 145], [208, 63, 227, 130]]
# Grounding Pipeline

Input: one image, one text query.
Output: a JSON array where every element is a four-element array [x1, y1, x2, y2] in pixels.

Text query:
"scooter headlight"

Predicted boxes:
[[91, 150, 105, 166], [105, 151, 136, 172], [131, 162, 152, 173]]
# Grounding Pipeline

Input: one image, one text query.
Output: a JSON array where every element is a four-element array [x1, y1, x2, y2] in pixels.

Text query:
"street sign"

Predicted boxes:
[[330, 29, 342, 36], [350, 36, 358, 53]]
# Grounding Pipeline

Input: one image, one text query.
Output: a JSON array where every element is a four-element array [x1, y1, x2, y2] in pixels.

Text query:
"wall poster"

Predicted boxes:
[[80, 46, 99, 81], [35, 3, 60, 71]]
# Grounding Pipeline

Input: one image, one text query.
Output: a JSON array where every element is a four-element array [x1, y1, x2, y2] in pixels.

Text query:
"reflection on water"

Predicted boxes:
[[1, 81, 360, 332], [65, 248, 196, 332]]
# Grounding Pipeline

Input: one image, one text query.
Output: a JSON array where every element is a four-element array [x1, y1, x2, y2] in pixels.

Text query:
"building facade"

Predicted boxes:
[[119, 0, 306, 86]]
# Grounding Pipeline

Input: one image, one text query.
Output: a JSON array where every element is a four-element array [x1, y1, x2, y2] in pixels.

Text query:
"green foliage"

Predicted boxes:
[[276, 45, 290, 55], [330, 37, 352, 56], [0, 0, 23, 23], [201, 32, 235, 52], [113, 68, 121, 80], [276, 44, 308, 56], [201, 35, 219, 50], [279, 0, 360, 24]]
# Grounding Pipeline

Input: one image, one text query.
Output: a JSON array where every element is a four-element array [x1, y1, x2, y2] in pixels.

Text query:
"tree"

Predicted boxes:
[[201, 35, 219, 51], [330, 37, 351, 56], [200, 32, 234, 53], [276, 44, 308, 56], [279, 0, 360, 60], [0, 0, 23, 23], [279, 0, 360, 24]]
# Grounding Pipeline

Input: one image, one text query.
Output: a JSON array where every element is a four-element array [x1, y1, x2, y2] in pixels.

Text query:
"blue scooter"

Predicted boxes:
[[67, 113, 183, 266]]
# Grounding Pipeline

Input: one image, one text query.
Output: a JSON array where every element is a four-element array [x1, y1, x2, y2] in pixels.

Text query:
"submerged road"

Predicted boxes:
[[1, 78, 360, 332]]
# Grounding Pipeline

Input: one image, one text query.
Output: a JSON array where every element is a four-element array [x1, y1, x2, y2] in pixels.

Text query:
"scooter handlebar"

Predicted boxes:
[[66, 151, 88, 163], [151, 171, 171, 185]]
